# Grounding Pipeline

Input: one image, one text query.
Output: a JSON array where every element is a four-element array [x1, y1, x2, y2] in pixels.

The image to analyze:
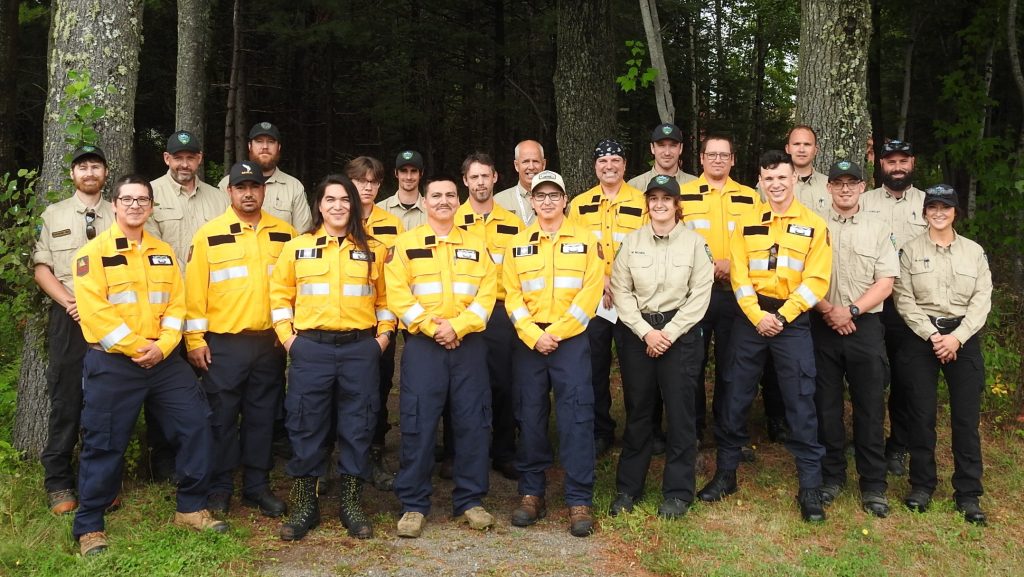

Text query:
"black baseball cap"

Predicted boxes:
[[651, 123, 683, 143], [71, 145, 106, 165], [395, 150, 424, 171], [248, 122, 281, 141], [827, 160, 863, 181], [166, 130, 202, 154], [923, 184, 959, 209], [645, 174, 680, 196], [879, 139, 913, 159], [228, 161, 266, 186]]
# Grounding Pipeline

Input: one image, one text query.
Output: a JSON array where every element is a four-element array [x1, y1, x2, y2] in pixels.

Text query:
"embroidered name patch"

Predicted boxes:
[[455, 249, 479, 261], [787, 224, 813, 237], [561, 243, 586, 254], [350, 249, 374, 262], [149, 255, 174, 266], [52, 228, 72, 238]]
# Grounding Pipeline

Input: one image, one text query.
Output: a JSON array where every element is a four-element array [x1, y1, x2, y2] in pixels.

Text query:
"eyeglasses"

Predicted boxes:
[[353, 178, 380, 188], [828, 181, 862, 191], [117, 196, 152, 207], [531, 192, 565, 202], [881, 140, 912, 155], [703, 152, 732, 160], [85, 209, 96, 240]]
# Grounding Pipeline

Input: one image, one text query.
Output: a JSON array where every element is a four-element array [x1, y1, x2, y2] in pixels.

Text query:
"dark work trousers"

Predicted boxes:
[[373, 331, 399, 446], [73, 350, 212, 538], [897, 333, 985, 502], [882, 297, 913, 456], [586, 315, 625, 443], [616, 324, 702, 503], [696, 288, 737, 436], [811, 313, 888, 493], [760, 356, 787, 422], [285, 333, 380, 480], [202, 332, 285, 496], [41, 304, 88, 493], [484, 302, 517, 465], [514, 333, 595, 506], [144, 346, 187, 480], [715, 313, 824, 489], [394, 333, 491, 516]]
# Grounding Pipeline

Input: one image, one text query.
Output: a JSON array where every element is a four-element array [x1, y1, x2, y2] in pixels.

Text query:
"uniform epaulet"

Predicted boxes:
[[115, 237, 129, 251], [529, 231, 540, 243], [229, 222, 242, 235], [424, 235, 436, 246], [315, 236, 328, 247]]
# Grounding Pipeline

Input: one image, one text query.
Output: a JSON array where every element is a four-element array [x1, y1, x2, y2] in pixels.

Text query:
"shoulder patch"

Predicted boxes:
[[560, 243, 587, 254], [889, 233, 897, 250], [76, 255, 89, 276], [455, 248, 479, 261], [187, 245, 194, 262], [52, 228, 72, 238], [148, 255, 174, 266], [704, 244, 714, 264], [597, 243, 605, 260], [385, 247, 395, 263]]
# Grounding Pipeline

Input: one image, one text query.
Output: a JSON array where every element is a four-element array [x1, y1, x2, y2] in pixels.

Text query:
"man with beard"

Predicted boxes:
[[379, 150, 428, 230], [495, 140, 546, 226], [786, 125, 830, 219], [219, 123, 313, 233], [626, 122, 697, 191], [33, 145, 116, 515], [860, 139, 927, 477]]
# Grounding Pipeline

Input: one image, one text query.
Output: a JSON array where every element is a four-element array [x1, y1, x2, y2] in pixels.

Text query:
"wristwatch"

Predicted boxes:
[[774, 312, 787, 327], [849, 304, 861, 320]]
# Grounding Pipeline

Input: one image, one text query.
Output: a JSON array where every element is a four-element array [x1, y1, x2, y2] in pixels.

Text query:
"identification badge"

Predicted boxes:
[[296, 248, 322, 259], [350, 250, 374, 262], [455, 249, 479, 261], [561, 243, 586, 254], [52, 228, 72, 238], [787, 224, 813, 237], [149, 255, 173, 266], [513, 245, 537, 257]]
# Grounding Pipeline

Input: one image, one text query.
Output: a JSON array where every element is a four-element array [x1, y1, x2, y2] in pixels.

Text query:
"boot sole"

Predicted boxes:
[[510, 508, 546, 527]]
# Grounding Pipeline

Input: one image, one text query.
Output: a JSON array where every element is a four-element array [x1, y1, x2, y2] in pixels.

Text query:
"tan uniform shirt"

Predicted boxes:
[[795, 170, 830, 219], [893, 231, 992, 344], [626, 167, 697, 192], [32, 195, 115, 293], [823, 208, 899, 312], [218, 168, 312, 233], [611, 222, 715, 342], [494, 183, 535, 226], [377, 192, 427, 231], [148, 171, 228, 270], [860, 185, 927, 249]]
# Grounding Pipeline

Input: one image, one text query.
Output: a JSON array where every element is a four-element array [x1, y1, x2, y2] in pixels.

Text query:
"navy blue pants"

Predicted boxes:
[[285, 334, 380, 479], [715, 313, 824, 489], [395, 333, 491, 516], [484, 302, 517, 465], [41, 304, 87, 493], [202, 332, 285, 495], [514, 333, 595, 506], [73, 350, 213, 538], [586, 315, 624, 443]]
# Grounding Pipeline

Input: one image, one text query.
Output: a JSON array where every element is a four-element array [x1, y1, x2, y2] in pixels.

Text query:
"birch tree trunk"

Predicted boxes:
[[639, 0, 674, 123]]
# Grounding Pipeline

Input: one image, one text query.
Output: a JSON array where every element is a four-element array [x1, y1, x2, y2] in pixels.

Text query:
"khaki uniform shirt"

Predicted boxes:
[[626, 167, 697, 192], [218, 168, 312, 233], [33, 195, 115, 293], [860, 185, 927, 249], [611, 222, 714, 342], [795, 170, 830, 220], [894, 231, 992, 344], [824, 208, 899, 313], [377, 192, 427, 231], [494, 183, 535, 226], [148, 171, 228, 271]]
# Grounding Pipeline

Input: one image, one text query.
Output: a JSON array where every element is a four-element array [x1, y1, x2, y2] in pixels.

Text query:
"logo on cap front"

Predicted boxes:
[[838, 161, 851, 170], [178, 133, 190, 144], [661, 125, 673, 135], [655, 175, 671, 185], [260, 122, 272, 129], [241, 162, 255, 175], [83, 145, 95, 152], [402, 151, 414, 160]]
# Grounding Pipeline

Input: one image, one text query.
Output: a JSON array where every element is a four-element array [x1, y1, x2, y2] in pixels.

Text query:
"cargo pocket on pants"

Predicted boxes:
[[400, 394, 419, 434], [81, 408, 114, 452]]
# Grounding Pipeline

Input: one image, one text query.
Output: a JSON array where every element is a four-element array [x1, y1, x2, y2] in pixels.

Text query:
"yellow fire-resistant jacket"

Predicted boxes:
[[568, 183, 648, 276], [453, 201, 524, 301]]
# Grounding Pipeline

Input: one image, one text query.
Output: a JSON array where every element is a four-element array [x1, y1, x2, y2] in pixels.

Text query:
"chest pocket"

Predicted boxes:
[[207, 243, 249, 294], [146, 262, 176, 313], [668, 251, 695, 289], [950, 260, 978, 306], [104, 261, 140, 317], [152, 205, 183, 224], [343, 252, 374, 282], [852, 241, 881, 279], [727, 195, 756, 217], [512, 252, 545, 294], [615, 206, 645, 234], [907, 259, 937, 301], [295, 258, 331, 301], [270, 190, 290, 213]]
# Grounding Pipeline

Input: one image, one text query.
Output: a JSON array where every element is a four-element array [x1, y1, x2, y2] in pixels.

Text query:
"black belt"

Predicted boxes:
[[757, 293, 786, 313], [641, 309, 677, 327], [297, 328, 375, 345], [929, 315, 963, 335]]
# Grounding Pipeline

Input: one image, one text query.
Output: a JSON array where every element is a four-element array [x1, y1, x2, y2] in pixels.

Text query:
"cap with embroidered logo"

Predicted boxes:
[[530, 170, 566, 193], [248, 122, 281, 141], [827, 160, 863, 182], [166, 130, 202, 154], [228, 161, 266, 186], [650, 123, 683, 143], [395, 150, 424, 171], [645, 174, 680, 196]]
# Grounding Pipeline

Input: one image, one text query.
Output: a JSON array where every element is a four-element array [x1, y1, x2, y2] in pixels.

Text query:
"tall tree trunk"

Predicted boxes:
[[15, 0, 144, 457], [639, 0, 674, 123], [688, 9, 700, 172], [867, 0, 884, 187], [796, 0, 872, 171], [713, 0, 725, 114], [224, 0, 241, 168], [175, 0, 210, 160], [0, 0, 18, 174], [969, 39, 996, 219], [1008, 0, 1024, 157], [897, 35, 915, 141], [748, 11, 767, 181], [554, 0, 616, 195]]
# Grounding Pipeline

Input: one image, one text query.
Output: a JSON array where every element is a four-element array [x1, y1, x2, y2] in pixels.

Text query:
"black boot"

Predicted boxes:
[[339, 475, 373, 539], [280, 477, 320, 541], [697, 470, 738, 502], [369, 445, 395, 491]]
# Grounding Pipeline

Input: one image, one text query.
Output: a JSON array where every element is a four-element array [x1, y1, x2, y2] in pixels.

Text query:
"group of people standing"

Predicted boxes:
[[31, 119, 993, 558]]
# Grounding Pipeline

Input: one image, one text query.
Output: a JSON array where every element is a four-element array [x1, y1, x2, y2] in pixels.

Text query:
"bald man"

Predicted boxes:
[[495, 140, 546, 226]]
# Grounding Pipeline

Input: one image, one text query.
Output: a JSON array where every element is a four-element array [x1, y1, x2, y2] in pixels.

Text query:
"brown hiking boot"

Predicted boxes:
[[456, 506, 494, 530], [48, 489, 77, 515], [174, 509, 230, 533], [511, 495, 546, 527], [397, 511, 426, 538], [78, 531, 108, 556], [568, 505, 595, 537]]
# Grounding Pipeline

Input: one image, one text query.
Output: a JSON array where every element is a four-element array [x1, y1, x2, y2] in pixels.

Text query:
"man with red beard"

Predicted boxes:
[[860, 139, 927, 478], [219, 122, 313, 234]]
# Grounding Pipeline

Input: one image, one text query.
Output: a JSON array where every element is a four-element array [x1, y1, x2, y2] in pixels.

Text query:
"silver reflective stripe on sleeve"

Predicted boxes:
[[796, 284, 819, 307], [412, 282, 443, 296], [342, 284, 373, 297], [161, 316, 183, 331], [553, 276, 583, 289], [452, 282, 478, 296], [299, 283, 330, 295], [99, 323, 132, 350], [777, 256, 805, 272], [688, 219, 712, 230], [468, 301, 489, 323], [748, 259, 770, 271], [210, 265, 249, 283], [401, 303, 426, 327], [108, 291, 138, 305], [490, 252, 504, 264], [509, 306, 530, 326], [735, 285, 755, 299], [184, 318, 209, 332], [612, 232, 626, 243], [376, 309, 397, 322], [568, 304, 591, 327], [521, 277, 545, 292], [271, 307, 293, 322], [149, 291, 170, 304]]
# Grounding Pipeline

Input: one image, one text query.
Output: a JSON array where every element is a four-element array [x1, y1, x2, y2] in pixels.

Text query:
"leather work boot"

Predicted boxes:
[[79, 531, 108, 556], [397, 511, 426, 538], [697, 470, 738, 502], [280, 476, 321, 541], [608, 493, 635, 516], [456, 505, 494, 530], [174, 509, 230, 533], [955, 500, 987, 526], [338, 475, 373, 539], [48, 489, 77, 515], [797, 488, 826, 523], [568, 505, 595, 537], [369, 445, 396, 491], [510, 495, 546, 527], [242, 488, 287, 518]]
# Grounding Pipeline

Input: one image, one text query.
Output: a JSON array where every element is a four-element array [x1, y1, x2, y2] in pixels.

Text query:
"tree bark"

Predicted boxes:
[[224, 0, 241, 168], [0, 0, 18, 174], [688, 9, 700, 171], [1008, 0, 1024, 156], [867, 0, 884, 187], [897, 35, 915, 141], [554, 0, 616, 196], [639, 0, 674, 123], [15, 0, 144, 457], [796, 0, 872, 171], [175, 0, 211, 155]]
